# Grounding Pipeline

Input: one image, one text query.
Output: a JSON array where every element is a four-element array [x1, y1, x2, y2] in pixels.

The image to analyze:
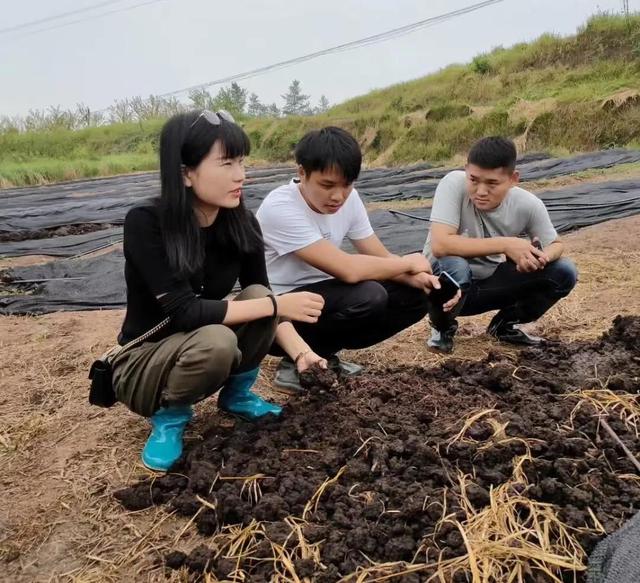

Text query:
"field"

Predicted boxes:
[[2, 12, 640, 578], [1, 167, 639, 580]]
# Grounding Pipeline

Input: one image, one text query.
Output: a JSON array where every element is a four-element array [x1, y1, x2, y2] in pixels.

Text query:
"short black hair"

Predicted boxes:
[[295, 126, 362, 183], [467, 136, 517, 173]]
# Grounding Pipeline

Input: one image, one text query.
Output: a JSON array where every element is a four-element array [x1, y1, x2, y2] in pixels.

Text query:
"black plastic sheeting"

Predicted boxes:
[[363, 178, 640, 252], [0, 227, 123, 258], [1, 252, 126, 313], [2, 149, 640, 314], [2, 177, 640, 315], [3, 173, 640, 260], [2, 149, 639, 239]]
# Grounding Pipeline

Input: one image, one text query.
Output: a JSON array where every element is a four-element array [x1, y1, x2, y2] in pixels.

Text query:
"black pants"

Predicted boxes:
[[271, 279, 431, 358], [429, 256, 579, 331]]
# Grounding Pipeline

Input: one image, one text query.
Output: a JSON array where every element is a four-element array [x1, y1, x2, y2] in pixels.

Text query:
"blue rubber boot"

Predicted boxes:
[[218, 368, 282, 420], [141, 405, 193, 472]]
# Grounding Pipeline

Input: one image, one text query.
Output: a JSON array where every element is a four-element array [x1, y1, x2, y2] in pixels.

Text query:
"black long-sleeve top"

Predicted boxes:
[[118, 203, 269, 345]]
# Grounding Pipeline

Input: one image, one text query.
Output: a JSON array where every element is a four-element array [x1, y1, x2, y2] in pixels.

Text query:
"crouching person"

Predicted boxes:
[[257, 127, 460, 392], [424, 136, 578, 353], [112, 110, 325, 471]]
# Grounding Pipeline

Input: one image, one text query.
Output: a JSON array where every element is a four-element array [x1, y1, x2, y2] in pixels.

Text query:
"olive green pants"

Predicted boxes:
[[112, 285, 277, 417]]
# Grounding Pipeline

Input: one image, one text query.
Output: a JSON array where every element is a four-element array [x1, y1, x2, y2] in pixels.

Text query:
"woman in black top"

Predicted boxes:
[[112, 110, 326, 471]]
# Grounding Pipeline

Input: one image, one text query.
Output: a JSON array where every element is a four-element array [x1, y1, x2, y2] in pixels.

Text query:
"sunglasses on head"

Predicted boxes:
[[189, 109, 236, 129]]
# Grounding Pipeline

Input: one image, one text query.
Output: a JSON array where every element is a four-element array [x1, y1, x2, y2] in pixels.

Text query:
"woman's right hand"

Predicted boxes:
[[276, 292, 324, 323]]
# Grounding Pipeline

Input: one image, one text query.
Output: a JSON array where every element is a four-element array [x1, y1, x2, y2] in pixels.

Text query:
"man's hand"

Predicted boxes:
[[401, 272, 462, 312], [528, 237, 550, 270], [503, 237, 545, 273], [403, 271, 440, 292], [296, 350, 327, 373], [442, 288, 462, 312], [520, 249, 550, 272], [402, 253, 432, 275]]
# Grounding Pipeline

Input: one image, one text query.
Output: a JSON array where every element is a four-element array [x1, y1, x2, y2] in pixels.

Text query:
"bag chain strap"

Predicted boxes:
[[101, 317, 171, 363]]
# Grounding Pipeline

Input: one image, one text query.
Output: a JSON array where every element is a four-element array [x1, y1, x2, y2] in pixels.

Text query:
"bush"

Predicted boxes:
[[471, 55, 493, 75]]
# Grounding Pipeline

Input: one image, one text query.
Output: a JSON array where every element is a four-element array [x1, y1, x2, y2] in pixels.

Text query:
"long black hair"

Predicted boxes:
[[157, 110, 262, 277]]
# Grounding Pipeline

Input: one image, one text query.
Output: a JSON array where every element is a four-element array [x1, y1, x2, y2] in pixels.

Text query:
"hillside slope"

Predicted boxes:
[[1, 13, 639, 187]]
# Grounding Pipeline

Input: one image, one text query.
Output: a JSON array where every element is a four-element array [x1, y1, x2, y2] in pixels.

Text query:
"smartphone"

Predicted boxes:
[[430, 271, 460, 305]]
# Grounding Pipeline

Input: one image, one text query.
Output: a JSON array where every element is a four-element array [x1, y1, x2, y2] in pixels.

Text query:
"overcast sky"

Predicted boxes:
[[0, 0, 636, 117]]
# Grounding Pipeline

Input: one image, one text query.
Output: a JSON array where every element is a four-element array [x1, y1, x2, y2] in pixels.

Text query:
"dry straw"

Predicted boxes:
[[341, 459, 603, 582], [570, 388, 640, 436]]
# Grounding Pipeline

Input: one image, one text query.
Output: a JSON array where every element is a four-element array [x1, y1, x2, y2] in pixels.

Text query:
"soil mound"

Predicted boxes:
[[115, 317, 640, 581]]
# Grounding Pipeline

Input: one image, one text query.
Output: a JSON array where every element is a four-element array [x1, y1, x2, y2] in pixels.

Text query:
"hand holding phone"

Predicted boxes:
[[429, 271, 461, 305], [530, 237, 550, 270]]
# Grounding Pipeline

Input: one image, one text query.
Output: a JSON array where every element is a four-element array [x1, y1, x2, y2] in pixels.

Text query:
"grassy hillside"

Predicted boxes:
[[0, 121, 162, 188], [2, 13, 639, 187]]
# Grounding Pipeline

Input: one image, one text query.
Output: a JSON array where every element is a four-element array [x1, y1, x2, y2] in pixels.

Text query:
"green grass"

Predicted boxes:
[[2, 13, 640, 187], [0, 120, 164, 186], [0, 154, 157, 188]]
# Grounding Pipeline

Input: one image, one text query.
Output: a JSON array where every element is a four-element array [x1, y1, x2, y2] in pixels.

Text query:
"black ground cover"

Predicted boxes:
[[1, 150, 639, 314]]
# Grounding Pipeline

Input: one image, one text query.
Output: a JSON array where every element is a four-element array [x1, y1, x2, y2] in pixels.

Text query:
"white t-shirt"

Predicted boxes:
[[256, 179, 374, 294]]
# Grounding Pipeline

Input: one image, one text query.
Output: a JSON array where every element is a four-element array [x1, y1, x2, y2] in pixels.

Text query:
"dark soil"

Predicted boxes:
[[299, 363, 338, 391], [0, 223, 109, 243], [115, 316, 640, 582]]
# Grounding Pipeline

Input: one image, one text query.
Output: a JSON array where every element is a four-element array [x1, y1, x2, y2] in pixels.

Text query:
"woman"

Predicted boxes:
[[111, 110, 326, 472]]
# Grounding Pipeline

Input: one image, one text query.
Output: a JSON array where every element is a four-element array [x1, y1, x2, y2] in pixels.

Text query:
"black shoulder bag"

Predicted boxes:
[[88, 317, 170, 408]]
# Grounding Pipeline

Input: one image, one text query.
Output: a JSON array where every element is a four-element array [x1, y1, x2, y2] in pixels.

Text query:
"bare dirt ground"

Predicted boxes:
[[1, 211, 640, 582]]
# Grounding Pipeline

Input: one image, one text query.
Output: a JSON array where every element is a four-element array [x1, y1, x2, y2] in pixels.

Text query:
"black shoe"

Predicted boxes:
[[327, 355, 363, 377], [273, 358, 303, 394], [487, 318, 543, 346], [427, 323, 458, 354]]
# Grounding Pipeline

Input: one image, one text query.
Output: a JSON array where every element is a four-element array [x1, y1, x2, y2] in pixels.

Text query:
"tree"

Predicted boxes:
[[247, 93, 267, 117], [108, 99, 134, 124], [188, 88, 216, 111], [75, 103, 104, 128], [315, 95, 330, 114], [228, 82, 248, 114], [46, 105, 75, 129], [281, 80, 311, 116], [130, 95, 163, 120], [266, 103, 280, 118], [160, 97, 185, 117], [0, 115, 22, 133], [24, 109, 47, 131], [213, 82, 248, 117]]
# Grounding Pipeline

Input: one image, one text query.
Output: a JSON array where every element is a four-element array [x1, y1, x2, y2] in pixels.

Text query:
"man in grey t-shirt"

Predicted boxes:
[[423, 136, 578, 353]]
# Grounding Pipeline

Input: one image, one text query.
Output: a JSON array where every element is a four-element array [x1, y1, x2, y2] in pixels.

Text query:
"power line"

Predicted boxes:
[[0, 0, 127, 35], [4, 0, 168, 40], [156, 0, 504, 101]]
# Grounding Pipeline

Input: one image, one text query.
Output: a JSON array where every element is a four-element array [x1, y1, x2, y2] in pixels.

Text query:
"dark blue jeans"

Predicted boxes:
[[429, 256, 578, 331]]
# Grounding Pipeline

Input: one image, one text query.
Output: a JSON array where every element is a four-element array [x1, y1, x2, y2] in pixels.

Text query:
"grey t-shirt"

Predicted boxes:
[[423, 170, 558, 280]]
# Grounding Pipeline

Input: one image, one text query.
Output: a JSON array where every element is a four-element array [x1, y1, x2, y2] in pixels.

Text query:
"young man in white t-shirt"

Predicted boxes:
[[257, 127, 460, 391], [423, 136, 578, 353]]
